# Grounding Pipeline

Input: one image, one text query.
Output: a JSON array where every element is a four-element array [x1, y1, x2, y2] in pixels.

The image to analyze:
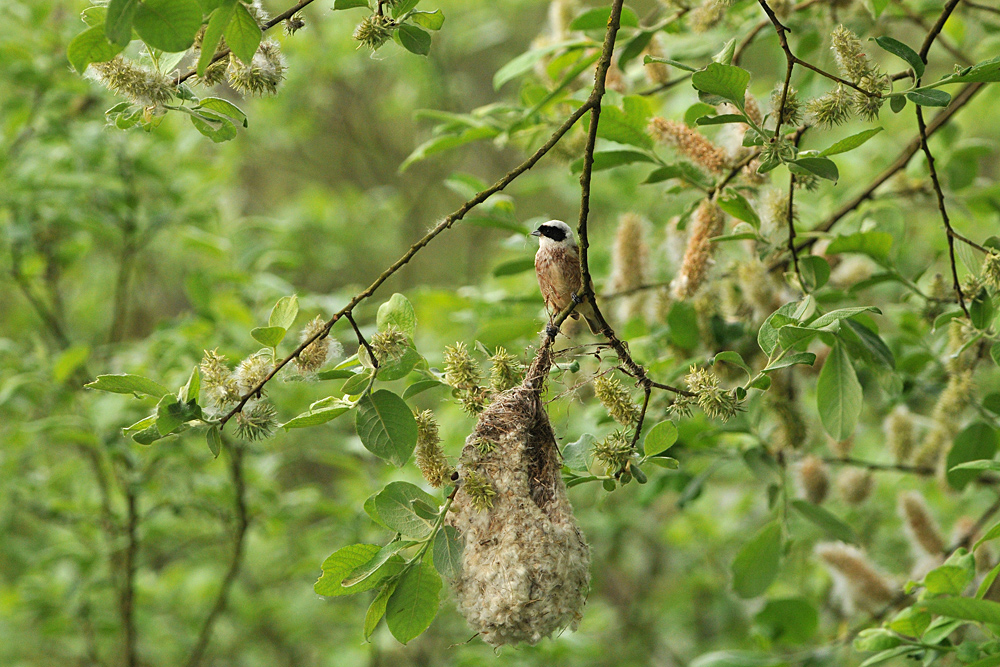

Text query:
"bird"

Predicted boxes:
[[531, 220, 602, 335]]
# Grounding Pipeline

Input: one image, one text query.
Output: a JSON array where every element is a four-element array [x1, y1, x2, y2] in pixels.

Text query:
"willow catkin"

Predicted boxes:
[[884, 405, 916, 464], [816, 542, 896, 614], [836, 468, 873, 505], [796, 455, 829, 505], [671, 200, 725, 299], [898, 491, 945, 557], [649, 118, 730, 174], [608, 213, 650, 322]]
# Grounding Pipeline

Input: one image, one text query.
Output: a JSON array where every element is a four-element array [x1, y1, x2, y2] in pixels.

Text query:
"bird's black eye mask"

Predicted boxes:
[[534, 225, 567, 242]]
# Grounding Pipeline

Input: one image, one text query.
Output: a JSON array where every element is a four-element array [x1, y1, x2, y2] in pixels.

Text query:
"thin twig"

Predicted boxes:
[[218, 82, 596, 427], [630, 384, 652, 449], [184, 442, 250, 667], [346, 312, 378, 371], [733, 0, 822, 65], [916, 104, 968, 318], [965, 1, 1000, 16], [787, 130, 805, 286]]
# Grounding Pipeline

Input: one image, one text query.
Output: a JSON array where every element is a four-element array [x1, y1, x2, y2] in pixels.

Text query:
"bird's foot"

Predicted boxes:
[[545, 323, 561, 338], [571, 292, 583, 305]]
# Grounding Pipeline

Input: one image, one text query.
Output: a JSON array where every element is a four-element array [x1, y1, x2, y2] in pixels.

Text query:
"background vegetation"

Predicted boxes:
[[3, 0, 1000, 665]]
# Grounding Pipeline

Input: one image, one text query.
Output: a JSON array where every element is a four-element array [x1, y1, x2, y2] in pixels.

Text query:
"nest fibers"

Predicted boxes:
[[448, 347, 591, 646]]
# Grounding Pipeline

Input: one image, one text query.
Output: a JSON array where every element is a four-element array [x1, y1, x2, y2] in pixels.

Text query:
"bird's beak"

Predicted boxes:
[[530, 230, 541, 237]]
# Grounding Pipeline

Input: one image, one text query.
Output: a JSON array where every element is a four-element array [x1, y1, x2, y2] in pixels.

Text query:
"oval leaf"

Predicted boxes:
[[86, 374, 170, 398], [385, 561, 441, 644], [133, 0, 202, 53], [643, 420, 678, 457], [356, 390, 418, 465], [817, 341, 862, 441], [732, 521, 782, 598]]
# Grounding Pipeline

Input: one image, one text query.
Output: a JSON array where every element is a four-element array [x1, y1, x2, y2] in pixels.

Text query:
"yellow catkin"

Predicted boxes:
[[898, 491, 945, 557], [816, 542, 896, 614], [415, 410, 452, 488], [671, 200, 725, 299], [884, 405, 916, 464], [608, 213, 650, 322], [649, 117, 730, 174], [642, 34, 670, 85]]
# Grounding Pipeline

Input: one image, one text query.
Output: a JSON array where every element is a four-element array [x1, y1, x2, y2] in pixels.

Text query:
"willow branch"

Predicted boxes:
[[218, 13, 603, 428], [346, 312, 378, 372], [184, 442, 250, 667]]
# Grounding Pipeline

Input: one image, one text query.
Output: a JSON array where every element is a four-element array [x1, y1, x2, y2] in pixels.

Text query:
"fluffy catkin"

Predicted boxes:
[[608, 213, 650, 323], [415, 411, 452, 488], [448, 348, 590, 646], [884, 405, 916, 464], [912, 369, 973, 468], [836, 468, 873, 505], [816, 542, 896, 614], [797, 455, 829, 505], [898, 491, 945, 557], [649, 118, 729, 174], [89, 58, 173, 107], [671, 200, 725, 299]]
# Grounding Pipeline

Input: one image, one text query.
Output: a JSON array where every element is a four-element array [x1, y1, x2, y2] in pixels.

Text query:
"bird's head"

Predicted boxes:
[[531, 220, 576, 247]]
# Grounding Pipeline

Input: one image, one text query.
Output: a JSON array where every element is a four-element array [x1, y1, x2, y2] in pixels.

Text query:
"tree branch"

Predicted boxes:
[[184, 442, 250, 667]]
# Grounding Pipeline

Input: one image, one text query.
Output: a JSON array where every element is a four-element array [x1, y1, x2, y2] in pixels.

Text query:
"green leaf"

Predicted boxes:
[[818, 128, 884, 157], [280, 397, 353, 430], [179, 365, 200, 403], [570, 150, 656, 173], [562, 433, 595, 472], [810, 306, 882, 329], [375, 347, 421, 382], [197, 2, 235, 76], [206, 425, 222, 458], [976, 520, 1000, 551], [645, 55, 698, 72], [224, 2, 262, 63], [372, 482, 438, 539], [268, 295, 298, 329], [364, 582, 397, 641], [944, 55, 1000, 83], [188, 110, 238, 143], [377, 293, 416, 338], [133, 424, 165, 445], [594, 95, 653, 149], [386, 561, 441, 644], [859, 647, 920, 667], [197, 96, 247, 128], [390, 0, 419, 17], [713, 350, 752, 378], [906, 88, 951, 107], [105, 0, 139, 46], [754, 598, 818, 644], [950, 460, 1000, 472], [758, 302, 800, 356], [643, 421, 678, 457], [791, 500, 857, 543], [816, 340, 862, 441], [133, 0, 202, 53], [156, 394, 185, 436], [493, 39, 588, 90], [251, 326, 286, 348], [789, 157, 839, 182], [826, 231, 893, 265], [343, 541, 416, 587], [356, 390, 418, 466], [798, 256, 830, 291], [947, 422, 999, 491], [690, 63, 750, 110], [315, 544, 402, 596], [888, 607, 931, 638], [398, 24, 431, 56], [86, 374, 171, 398], [568, 6, 639, 30], [842, 319, 895, 370], [67, 26, 126, 73], [432, 526, 463, 579], [890, 94, 907, 113], [333, 0, 370, 8], [924, 565, 973, 597], [763, 351, 816, 371], [918, 597, 1000, 625], [341, 370, 372, 396], [401, 379, 445, 400], [778, 324, 820, 350], [410, 9, 444, 30], [731, 521, 782, 598], [717, 190, 760, 228], [873, 37, 924, 78], [866, 0, 889, 18], [695, 114, 748, 126]]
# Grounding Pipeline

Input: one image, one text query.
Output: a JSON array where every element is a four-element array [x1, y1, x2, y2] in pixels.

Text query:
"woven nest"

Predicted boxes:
[[448, 347, 591, 646]]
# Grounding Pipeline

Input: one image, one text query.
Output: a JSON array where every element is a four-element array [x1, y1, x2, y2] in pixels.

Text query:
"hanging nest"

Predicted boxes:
[[448, 346, 591, 646]]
